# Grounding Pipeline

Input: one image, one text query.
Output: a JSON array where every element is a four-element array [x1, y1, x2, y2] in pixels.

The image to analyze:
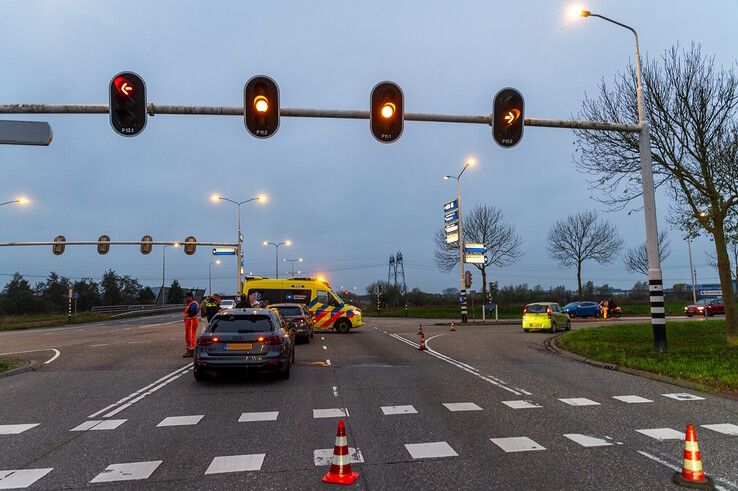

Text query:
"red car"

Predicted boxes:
[[684, 298, 724, 317]]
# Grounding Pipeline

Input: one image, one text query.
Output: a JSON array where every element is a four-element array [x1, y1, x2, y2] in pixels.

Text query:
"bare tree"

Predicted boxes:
[[434, 204, 523, 301], [706, 213, 738, 280], [546, 211, 623, 299], [624, 230, 671, 277], [574, 43, 738, 345]]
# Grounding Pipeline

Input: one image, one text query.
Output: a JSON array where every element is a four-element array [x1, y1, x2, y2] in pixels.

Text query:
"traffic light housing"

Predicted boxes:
[[492, 88, 524, 148], [183, 236, 197, 255], [97, 235, 110, 255], [52, 235, 66, 255], [370, 81, 404, 143], [244, 76, 280, 138], [109, 71, 147, 137], [140, 235, 153, 255]]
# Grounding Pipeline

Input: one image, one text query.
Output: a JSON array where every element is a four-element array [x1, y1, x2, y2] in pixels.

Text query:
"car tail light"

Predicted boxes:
[[546, 306, 552, 318], [196, 335, 219, 346], [256, 335, 282, 345]]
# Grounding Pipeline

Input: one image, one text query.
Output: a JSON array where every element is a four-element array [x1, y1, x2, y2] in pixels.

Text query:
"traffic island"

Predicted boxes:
[[549, 320, 738, 396], [0, 358, 40, 378]]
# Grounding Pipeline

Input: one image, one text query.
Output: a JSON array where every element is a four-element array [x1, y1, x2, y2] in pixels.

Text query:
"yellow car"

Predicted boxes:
[[242, 276, 363, 333], [522, 302, 571, 333]]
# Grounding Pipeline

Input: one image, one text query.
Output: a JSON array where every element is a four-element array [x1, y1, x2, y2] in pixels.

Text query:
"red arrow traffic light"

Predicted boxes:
[[109, 71, 147, 137]]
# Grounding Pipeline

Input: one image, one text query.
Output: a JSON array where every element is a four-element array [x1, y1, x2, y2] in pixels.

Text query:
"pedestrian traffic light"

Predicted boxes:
[[140, 235, 153, 255], [52, 235, 66, 255], [370, 81, 404, 143], [492, 88, 524, 148], [464, 270, 472, 289], [244, 76, 280, 138], [183, 236, 197, 255], [109, 71, 147, 137], [97, 235, 110, 255]]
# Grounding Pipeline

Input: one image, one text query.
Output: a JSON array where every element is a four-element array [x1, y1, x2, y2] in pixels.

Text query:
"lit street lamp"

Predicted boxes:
[[1, 196, 30, 207], [283, 257, 303, 277], [577, 8, 667, 352], [211, 193, 266, 295], [263, 240, 291, 278], [444, 158, 475, 323], [208, 260, 221, 295], [161, 242, 180, 305]]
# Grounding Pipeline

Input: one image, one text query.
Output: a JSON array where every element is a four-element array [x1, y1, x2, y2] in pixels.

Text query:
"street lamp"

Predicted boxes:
[[208, 260, 221, 295], [443, 157, 475, 323], [685, 228, 698, 305], [211, 193, 266, 294], [263, 240, 291, 278], [161, 242, 180, 305], [283, 257, 303, 277], [1, 196, 30, 207], [577, 9, 667, 352]]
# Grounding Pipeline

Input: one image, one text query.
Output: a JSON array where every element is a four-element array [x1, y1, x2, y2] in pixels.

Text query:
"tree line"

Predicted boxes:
[[0, 271, 186, 315]]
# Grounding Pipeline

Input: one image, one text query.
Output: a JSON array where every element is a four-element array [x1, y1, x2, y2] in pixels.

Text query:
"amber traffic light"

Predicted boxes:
[[492, 88, 524, 148], [244, 76, 280, 138], [370, 81, 404, 143], [109, 71, 147, 137]]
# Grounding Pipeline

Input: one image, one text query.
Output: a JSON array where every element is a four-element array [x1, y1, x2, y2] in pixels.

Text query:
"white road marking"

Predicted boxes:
[[0, 468, 53, 489], [313, 408, 349, 418], [702, 423, 738, 436], [313, 448, 364, 466], [0, 348, 60, 365], [381, 405, 417, 415], [205, 454, 265, 474], [71, 419, 126, 432], [326, 359, 331, 366], [157, 415, 203, 427], [323, 345, 327, 350], [662, 392, 705, 401], [0, 424, 39, 435], [321, 337, 325, 340], [388, 332, 526, 396], [613, 395, 653, 404], [238, 412, 279, 423], [559, 398, 600, 406], [404, 441, 458, 459], [443, 402, 483, 412], [491, 437, 546, 452], [127, 341, 145, 344], [332, 386, 339, 397], [90, 461, 162, 483], [90, 344, 109, 347], [501, 400, 541, 409], [88, 363, 192, 418], [636, 428, 684, 441], [637, 451, 735, 491], [564, 434, 614, 447]]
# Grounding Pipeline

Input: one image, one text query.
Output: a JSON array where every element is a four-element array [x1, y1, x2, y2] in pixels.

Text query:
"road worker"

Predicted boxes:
[[183, 292, 199, 357]]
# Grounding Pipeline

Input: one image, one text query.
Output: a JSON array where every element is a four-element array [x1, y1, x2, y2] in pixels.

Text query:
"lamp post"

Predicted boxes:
[[579, 9, 667, 352], [208, 260, 221, 295], [161, 242, 180, 305], [211, 194, 266, 295], [1, 197, 30, 208], [283, 257, 303, 277], [444, 158, 475, 323], [263, 240, 291, 278]]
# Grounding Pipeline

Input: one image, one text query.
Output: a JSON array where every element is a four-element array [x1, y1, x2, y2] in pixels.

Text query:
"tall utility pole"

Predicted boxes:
[[212, 194, 266, 295], [208, 260, 221, 295], [283, 257, 302, 277], [161, 243, 180, 305], [580, 10, 666, 352], [264, 240, 291, 278], [686, 232, 698, 304], [444, 158, 474, 323]]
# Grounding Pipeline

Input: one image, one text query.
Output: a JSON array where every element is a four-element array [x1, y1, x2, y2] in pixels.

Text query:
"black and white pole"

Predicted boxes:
[[68, 288, 73, 323]]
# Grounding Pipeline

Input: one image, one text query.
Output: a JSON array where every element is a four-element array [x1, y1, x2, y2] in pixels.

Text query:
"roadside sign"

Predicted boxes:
[[464, 243, 486, 254], [0, 120, 53, 146], [444, 223, 459, 234], [445, 232, 459, 244], [212, 247, 237, 256], [443, 199, 458, 213], [699, 290, 722, 297], [464, 253, 485, 264], [444, 211, 459, 224], [73, 291, 79, 301]]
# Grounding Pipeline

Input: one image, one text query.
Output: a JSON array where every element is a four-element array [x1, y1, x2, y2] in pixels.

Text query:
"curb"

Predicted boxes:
[[542, 335, 735, 398], [0, 360, 42, 379]]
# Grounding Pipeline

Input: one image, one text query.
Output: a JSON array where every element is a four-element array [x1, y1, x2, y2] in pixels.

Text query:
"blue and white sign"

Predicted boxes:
[[444, 211, 459, 224], [443, 199, 459, 213], [464, 243, 486, 254], [73, 291, 79, 301], [212, 247, 237, 256]]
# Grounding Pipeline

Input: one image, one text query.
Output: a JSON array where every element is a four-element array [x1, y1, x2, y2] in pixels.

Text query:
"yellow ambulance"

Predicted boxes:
[[242, 277, 363, 333]]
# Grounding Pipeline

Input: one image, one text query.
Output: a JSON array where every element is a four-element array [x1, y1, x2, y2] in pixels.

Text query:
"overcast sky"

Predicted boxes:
[[2, 0, 736, 296]]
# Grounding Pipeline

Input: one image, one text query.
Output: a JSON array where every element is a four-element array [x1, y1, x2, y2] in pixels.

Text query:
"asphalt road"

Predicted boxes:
[[1, 315, 737, 490]]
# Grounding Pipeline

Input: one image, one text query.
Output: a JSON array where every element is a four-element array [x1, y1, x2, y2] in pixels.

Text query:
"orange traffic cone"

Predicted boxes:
[[672, 424, 714, 489], [450, 322, 456, 332], [418, 331, 426, 351], [417, 323, 423, 335], [322, 420, 360, 485]]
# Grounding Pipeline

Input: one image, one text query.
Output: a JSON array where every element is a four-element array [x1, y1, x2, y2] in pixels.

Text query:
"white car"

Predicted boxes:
[[219, 299, 236, 310]]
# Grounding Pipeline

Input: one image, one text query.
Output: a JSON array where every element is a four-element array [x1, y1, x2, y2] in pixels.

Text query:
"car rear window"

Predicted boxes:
[[275, 306, 302, 316], [526, 304, 548, 313], [210, 315, 273, 333]]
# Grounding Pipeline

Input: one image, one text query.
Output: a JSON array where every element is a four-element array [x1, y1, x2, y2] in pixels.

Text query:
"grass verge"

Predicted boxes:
[[0, 312, 112, 332], [556, 320, 738, 393], [0, 358, 26, 373]]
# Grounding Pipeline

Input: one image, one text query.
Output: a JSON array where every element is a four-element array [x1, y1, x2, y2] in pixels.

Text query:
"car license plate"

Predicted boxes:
[[225, 343, 252, 351]]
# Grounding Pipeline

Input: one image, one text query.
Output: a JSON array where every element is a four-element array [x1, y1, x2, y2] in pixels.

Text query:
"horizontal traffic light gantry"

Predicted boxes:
[[370, 81, 404, 143], [109, 71, 147, 137], [492, 87, 525, 148], [244, 76, 280, 138]]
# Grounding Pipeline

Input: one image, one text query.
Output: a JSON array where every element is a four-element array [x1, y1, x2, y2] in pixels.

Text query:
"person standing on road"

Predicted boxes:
[[202, 295, 220, 322], [183, 292, 199, 357], [235, 294, 249, 308]]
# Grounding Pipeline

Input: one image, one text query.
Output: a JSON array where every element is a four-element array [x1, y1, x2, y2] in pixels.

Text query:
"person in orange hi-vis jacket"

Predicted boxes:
[[183, 292, 199, 357]]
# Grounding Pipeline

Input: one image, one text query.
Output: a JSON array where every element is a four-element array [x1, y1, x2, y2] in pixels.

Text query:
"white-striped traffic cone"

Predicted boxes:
[[322, 419, 360, 485]]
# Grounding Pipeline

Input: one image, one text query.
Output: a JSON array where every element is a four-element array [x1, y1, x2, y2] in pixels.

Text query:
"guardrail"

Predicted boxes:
[[91, 304, 186, 314], [110, 305, 186, 319]]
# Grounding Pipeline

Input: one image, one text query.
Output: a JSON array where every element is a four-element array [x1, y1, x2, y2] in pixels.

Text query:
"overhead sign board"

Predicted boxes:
[[212, 247, 237, 256], [464, 253, 485, 264], [444, 211, 459, 224], [443, 199, 459, 213], [0, 120, 53, 146]]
